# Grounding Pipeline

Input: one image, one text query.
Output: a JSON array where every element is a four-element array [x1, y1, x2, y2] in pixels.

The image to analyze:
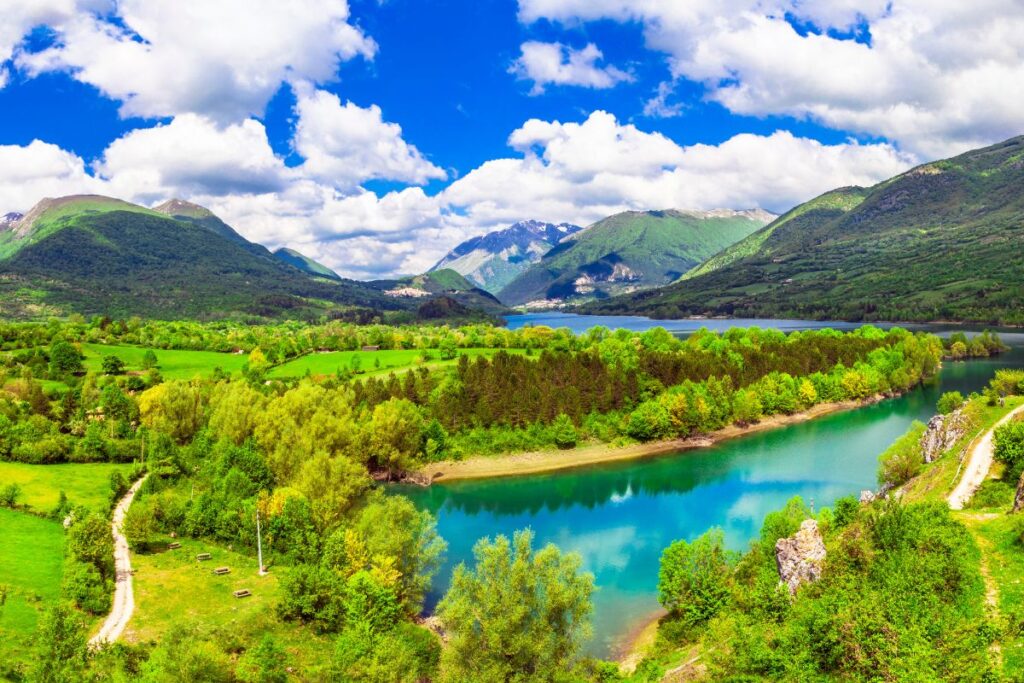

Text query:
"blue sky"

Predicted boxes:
[[1, 1, 1021, 277]]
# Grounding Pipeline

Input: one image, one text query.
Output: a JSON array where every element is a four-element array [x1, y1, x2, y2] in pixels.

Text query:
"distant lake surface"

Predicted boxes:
[[401, 316, 1024, 657]]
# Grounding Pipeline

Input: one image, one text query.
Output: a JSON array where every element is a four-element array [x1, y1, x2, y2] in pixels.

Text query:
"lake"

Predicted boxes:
[[401, 315, 1024, 657]]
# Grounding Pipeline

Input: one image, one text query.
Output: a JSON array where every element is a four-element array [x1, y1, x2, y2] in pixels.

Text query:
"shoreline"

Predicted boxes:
[[419, 395, 886, 483]]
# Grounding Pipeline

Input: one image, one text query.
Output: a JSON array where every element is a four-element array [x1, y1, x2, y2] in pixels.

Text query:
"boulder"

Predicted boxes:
[[859, 490, 876, 504], [775, 519, 827, 595], [920, 409, 968, 463], [1014, 470, 1024, 513]]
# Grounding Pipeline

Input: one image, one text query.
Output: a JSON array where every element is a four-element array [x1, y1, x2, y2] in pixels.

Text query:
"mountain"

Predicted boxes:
[[273, 247, 341, 281], [1, 212, 23, 228], [586, 135, 1024, 325], [0, 195, 490, 321], [498, 209, 774, 306], [430, 220, 582, 293], [367, 269, 509, 317]]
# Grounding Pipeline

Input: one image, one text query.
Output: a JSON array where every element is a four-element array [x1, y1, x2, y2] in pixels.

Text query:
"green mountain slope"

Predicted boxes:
[[498, 209, 773, 306], [368, 269, 510, 316], [588, 135, 1024, 325], [272, 247, 341, 281], [0, 195, 487, 321]]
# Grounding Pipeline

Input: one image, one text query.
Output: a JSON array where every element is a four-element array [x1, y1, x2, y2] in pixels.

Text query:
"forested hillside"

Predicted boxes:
[[589, 136, 1024, 324], [499, 209, 771, 306], [0, 195, 497, 323]]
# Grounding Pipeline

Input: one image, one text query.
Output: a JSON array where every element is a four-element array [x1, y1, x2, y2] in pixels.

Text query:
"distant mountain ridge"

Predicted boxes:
[[586, 135, 1024, 325], [273, 247, 341, 281], [430, 219, 582, 293], [499, 208, 774, 306], [0, 194, 497, 321]]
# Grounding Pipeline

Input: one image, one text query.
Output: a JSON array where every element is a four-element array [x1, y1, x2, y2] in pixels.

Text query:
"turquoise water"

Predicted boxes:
[[401, 319, 1024, 657]]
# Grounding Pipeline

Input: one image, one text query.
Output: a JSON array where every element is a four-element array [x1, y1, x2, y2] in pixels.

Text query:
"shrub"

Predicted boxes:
[[658, 528, 735, 625], [101, 355, 125, 375], [994, 419, 1024, 482], [551, 413, 578, 449], [877, 421, 926, 488], [937, 391, 964, 415], [0, 482, 21, 508]]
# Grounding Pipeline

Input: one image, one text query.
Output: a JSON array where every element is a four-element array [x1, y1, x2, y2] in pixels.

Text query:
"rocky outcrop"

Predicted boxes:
[[859, 490, 876, 504], [920, 409, 968, 463], [1014, 470, 1024, 513], [775, 519, 826, 595]]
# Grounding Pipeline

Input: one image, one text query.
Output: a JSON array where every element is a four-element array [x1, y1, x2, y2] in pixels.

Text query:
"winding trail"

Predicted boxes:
[[89, 475, 147, 647], [949, 403, 1024, 510]]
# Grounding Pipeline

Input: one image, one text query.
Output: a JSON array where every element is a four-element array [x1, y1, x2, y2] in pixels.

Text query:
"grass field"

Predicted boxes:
[[81, 343, 248, 380], [0, 461, 134, 513], [0, 508, 65, 667], [127, 535, 330, 675], [268, 347, 525, 379]]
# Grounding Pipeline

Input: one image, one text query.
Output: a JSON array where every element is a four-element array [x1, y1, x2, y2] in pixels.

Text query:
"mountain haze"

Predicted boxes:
[[588, 135, 1024, 325], [499, 208, 774, 306], [430, 220, 582, 293]]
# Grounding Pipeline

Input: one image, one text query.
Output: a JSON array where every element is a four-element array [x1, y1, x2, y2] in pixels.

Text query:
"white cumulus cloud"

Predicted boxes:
[[518, 0, 1024, 158], [293, 87, 446, 190], [14, 0, 376, 121], [510, 41, 632, 95]]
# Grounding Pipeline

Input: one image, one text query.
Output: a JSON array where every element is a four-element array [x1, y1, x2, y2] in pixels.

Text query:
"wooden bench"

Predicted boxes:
[[233, 589, 251, 598], [213, 566, 230, 575], [196, 552, 212, 561], [167, 542, 181, 550]]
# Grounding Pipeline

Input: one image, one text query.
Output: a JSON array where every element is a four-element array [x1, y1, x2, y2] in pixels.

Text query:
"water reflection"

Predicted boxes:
[[400, 329, 1024, 657]]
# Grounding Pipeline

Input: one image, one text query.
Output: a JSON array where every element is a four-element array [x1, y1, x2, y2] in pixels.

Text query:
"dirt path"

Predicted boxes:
[[90, 475, 147, 647], [948, 404, 1024, 510]]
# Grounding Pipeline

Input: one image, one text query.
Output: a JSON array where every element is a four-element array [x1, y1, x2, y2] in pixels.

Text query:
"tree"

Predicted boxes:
[[355, 494, 446, 612], [101, 355, 126, 375], [236, 634, 288, 683], [626, 401, 671, 441], [48, 341, 83, 378], [253, 384, 357, 482], [141, 349, 159, 370], [293, 454, 370, 531], [29, 603, 88, 682], [208, 381, 268, 445], [551, 413, 578, 449], [68, 511, 114, 581], [732, 389, 763, 426], [937, 391, 964, 415], [438, 338, 458, 361], [658, 528, 735, 625], [994, 420, 1024, 483], [362, 398, 424, 478], [123, 499, 157, 550], [138, 381, 204, 443], [877, 421, 926, 488], [437, 530, 594, 683]]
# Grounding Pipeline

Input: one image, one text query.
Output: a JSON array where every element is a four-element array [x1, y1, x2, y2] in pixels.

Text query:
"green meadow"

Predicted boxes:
[[0, 461, 134, 513], [0, 508, 65, 667], [81, 343, 248, 380], [268, 347, 525, 379], [127, 535, 330, 673]]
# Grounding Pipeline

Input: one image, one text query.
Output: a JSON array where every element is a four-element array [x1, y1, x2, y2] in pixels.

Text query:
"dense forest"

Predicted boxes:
[[0, 318, 1007, 680]]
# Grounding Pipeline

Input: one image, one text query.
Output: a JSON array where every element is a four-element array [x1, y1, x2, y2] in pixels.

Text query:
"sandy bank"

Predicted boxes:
[[419, 396, 884, 483]]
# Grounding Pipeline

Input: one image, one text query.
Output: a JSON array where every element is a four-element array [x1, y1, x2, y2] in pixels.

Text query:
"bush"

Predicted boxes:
[[877, 421, 926, 488], [551, 413, 578, 449], [965, 479, 1014, 510], [994, 419, 1024, 482], [626, 401, 671, 441], [101, 355, 126, 375], [658, 528, 734, 625], [63, 561, 110, 614], [937, 391, 964, 415], [0, 482, 20, 508]]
